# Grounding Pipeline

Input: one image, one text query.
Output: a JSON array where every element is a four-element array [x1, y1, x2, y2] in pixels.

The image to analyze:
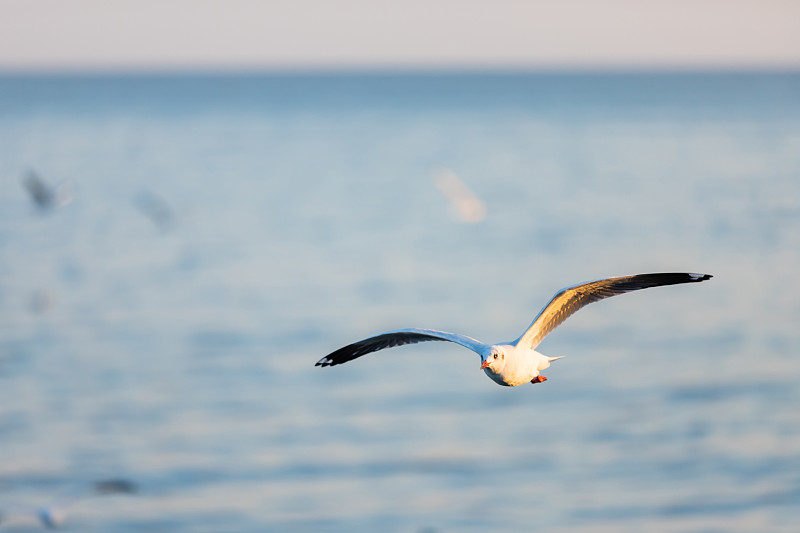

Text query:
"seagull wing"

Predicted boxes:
[[23, 172, 52, 207], [316, 328, 487, 367], [514, 272, 712, 350], [93, 479, 137, 495]]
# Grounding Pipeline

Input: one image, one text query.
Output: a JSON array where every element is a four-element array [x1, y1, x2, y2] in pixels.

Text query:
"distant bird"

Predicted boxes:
[[135, 191, 175, 231], [432, 168, 486, 223], [0, 478, 136, 529], [21, 171, 73, 210], [317, 273, 712, 387], [90, 479, 136, 496]]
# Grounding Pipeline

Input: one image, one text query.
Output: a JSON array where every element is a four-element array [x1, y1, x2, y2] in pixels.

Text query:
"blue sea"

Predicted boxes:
[[1, 71, 799, 532]]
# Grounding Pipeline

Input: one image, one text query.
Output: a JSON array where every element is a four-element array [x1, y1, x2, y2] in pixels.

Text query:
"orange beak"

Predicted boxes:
[[480, 360, 491, 370]]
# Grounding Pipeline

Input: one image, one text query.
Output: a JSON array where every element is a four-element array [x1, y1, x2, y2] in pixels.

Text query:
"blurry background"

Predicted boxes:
[[1, 1, 799, 532]]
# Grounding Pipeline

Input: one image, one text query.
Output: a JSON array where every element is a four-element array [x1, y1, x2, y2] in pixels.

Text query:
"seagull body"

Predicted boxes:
[[317, 272, 712, 387]]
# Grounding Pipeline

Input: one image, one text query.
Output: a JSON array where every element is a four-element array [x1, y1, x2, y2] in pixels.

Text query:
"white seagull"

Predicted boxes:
[[316, 272, 712, 387]]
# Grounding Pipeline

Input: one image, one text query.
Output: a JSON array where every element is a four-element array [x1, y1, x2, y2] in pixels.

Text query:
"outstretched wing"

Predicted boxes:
[[316, 328, 487, 367], [514, 272, 712, 350]]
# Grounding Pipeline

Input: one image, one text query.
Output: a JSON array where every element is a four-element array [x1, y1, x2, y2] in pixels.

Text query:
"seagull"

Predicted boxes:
[[135, 190, 175, 231], [0, 479, 137, 529], [432, 168, 487, 223], [316, 272, 712, 387], [22, 171, 73, 211]]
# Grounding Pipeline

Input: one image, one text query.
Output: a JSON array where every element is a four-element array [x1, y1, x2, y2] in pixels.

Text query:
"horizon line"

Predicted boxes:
[[2, 63, 800, 78]]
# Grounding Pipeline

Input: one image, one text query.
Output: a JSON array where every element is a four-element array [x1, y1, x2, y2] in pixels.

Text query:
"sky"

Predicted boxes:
[[1, 0, 799, 72]]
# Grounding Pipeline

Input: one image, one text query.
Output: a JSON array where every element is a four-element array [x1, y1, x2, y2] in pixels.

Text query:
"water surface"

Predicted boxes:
[[1, 72, 799, 532]]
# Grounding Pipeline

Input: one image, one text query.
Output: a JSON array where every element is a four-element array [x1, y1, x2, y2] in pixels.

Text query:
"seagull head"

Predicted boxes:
[[480, 347, 505, 373]]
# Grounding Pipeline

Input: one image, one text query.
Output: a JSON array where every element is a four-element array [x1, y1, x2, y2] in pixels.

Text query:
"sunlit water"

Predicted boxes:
[[1, 72, 799, 532]]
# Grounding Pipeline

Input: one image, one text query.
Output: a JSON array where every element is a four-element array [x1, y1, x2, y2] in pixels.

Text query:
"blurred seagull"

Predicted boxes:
[[135, 190, 175, 231], [22, 171, 73, 210], [317, 273, 712, 387], [0, 478, 137, 529], [432, 168, 486, 223]]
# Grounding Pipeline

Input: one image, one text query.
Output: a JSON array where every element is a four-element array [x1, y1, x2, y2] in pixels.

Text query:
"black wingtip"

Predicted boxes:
[[691, 273, 713, 282]]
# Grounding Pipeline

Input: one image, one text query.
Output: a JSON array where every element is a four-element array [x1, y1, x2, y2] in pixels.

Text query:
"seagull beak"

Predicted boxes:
[[480, 360, 491, 370]]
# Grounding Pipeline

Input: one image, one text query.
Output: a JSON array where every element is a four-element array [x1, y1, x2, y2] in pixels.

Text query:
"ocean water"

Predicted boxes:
[[0, 72, 799, 532]]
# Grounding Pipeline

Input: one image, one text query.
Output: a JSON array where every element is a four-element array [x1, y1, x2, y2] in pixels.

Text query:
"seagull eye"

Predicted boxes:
[[493, 353, 498, 359]]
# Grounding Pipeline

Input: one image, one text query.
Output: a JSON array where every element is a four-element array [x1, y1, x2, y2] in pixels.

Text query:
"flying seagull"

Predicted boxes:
[[316, 272, 712, 387], [0, 479, 137, 529], [22, 171, 73, 211]]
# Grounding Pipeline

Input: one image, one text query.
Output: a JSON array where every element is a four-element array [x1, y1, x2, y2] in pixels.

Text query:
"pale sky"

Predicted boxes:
[[1, 0, 799, 71]]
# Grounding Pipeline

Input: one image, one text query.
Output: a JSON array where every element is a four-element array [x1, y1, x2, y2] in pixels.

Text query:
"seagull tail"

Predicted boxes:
[[538, 355, 564, 371]]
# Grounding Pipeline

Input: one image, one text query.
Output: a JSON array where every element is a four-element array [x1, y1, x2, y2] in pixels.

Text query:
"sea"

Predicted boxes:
[[0, 71, 799, 532]]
